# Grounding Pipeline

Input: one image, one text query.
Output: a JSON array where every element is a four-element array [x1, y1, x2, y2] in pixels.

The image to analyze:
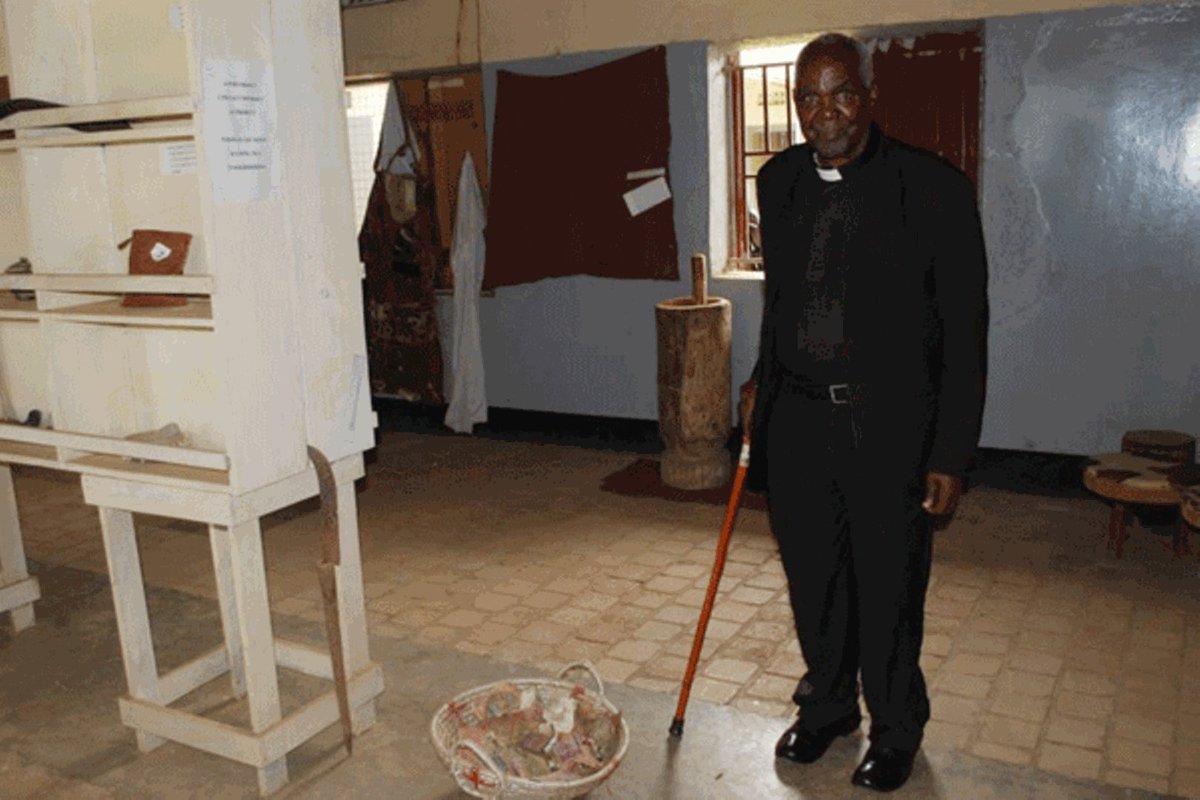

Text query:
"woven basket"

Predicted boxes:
[[430, 661, 629, 799]]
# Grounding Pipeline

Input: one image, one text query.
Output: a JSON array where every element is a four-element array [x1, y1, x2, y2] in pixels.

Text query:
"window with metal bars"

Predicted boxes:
[[730, 52, 805, 271]]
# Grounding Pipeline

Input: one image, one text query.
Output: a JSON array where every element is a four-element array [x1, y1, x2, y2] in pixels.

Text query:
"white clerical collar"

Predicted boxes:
[[814, 153, 842, 182]]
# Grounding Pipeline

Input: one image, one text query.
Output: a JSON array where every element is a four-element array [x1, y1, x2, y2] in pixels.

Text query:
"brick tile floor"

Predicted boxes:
[[10, 430, 1200, 796]]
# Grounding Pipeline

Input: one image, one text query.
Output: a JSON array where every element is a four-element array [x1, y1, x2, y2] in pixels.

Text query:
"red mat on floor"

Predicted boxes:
[[599, 458, 768, 511]]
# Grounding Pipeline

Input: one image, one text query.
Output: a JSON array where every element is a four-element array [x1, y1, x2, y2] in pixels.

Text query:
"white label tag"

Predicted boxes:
[[626, 167, 666, 181], [150, 242, 173, 262], [160, 142, 197, 175], [623, 176, 672, 217]]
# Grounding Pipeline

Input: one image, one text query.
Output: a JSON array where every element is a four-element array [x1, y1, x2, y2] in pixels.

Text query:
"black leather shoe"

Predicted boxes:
[[851, 745, 916, 792], [774, 715, 861, 764]]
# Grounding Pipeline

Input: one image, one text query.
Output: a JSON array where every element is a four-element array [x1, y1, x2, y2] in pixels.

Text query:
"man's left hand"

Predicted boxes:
[[923, 472, 962, 517]]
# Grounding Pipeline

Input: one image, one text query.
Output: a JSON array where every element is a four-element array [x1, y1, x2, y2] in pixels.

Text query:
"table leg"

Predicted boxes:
[[0, 465, 35, 633], [1109, 503, 1131, 558], [1175, 519, 1193, 559], [218, 519, 287, 795], [334, 468, 376, 733], [98, 507, 165, 752], [209, 525, 247, 697]]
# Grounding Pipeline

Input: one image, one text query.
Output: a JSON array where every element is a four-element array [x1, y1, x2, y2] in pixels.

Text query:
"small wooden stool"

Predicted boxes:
[[1121, 430, 1196, 464], [1083, 452, 1184, 558]]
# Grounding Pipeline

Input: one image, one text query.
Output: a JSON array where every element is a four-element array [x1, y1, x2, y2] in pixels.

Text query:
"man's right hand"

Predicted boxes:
[[738, 379, 757, 436]]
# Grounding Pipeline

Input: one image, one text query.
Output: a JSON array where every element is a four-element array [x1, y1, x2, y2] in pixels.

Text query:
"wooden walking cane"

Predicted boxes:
[[669, 434, 752, 737]]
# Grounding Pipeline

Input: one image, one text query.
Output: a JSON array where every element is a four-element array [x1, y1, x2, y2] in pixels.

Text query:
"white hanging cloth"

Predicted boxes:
[[374, 82, 418, 176], [444, 152, 488, 433]]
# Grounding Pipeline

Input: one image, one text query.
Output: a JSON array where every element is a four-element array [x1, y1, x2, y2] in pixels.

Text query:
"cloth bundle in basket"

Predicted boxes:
[[453, 681, 618, 781], [431, 662, 629, 800]]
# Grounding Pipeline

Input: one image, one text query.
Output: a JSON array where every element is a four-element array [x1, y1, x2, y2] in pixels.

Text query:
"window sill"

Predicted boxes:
[[713, 267, 764, 281]]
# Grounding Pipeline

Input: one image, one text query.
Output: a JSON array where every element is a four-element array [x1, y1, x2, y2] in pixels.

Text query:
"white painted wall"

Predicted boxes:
[[0, 4, 8, 74], [341, 0, 1164, 76]]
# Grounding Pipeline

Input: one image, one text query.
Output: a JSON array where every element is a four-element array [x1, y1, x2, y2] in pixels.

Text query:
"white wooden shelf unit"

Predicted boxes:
[[0, 1, 382, 794]]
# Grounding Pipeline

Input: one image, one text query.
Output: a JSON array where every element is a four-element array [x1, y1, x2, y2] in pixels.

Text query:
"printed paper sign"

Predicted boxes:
[[201, 58, 280, 203], [160, 142, 197, 176], [623, 176, 672, 217]]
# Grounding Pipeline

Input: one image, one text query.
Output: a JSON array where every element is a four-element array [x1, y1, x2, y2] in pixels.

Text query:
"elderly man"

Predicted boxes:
[[740, 33, 988, 791]]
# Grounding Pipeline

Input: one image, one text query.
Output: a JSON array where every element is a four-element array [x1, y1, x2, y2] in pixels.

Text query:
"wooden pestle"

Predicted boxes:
[[691, 253, 707, 305]]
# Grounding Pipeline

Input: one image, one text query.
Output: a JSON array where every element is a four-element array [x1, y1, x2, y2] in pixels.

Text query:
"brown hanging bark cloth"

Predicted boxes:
[[358, 174, 445, 404], [483, 46, 679, 290]]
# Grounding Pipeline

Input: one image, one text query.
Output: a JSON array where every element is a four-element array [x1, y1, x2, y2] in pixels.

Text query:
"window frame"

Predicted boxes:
[[729, 58, 801, 273], [343, 77, 394, 230]]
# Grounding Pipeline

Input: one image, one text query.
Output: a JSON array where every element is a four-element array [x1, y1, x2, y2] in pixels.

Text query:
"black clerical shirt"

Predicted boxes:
[[775, 127, 884, 386]]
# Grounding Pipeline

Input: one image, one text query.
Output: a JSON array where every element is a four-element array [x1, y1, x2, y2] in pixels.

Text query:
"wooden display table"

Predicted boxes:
[[82, 455, 382, 796], [1084, 452, 1184, 558]]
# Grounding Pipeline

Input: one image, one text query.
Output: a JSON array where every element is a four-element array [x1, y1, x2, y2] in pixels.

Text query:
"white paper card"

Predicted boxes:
[[150, 242, 173, 262], [626, 167, 666, 181], [623, 177, 672, 217], [160, 142, 197, 175], [201, 59, 280, 203]]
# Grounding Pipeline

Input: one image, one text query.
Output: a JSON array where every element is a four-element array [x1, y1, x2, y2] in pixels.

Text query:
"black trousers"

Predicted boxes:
[[764, 388, 933, 751]]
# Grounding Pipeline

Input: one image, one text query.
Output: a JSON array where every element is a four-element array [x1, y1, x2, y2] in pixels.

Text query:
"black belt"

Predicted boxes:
[[779, 376, 857, 404]]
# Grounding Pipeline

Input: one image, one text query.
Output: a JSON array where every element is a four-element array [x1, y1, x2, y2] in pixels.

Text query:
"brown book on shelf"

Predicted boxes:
[[118, 229, 192, 307]]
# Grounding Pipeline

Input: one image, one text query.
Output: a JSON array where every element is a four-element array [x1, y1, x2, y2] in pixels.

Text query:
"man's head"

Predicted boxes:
[[793, 33, 877, 168]]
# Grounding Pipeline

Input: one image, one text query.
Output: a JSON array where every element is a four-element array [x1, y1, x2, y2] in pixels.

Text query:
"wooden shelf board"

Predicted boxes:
[[0, 423, 228, 471], [0, 96, 193, 132], [0, 295, 39, 321], [0, 274, 213, 295], [49, 298, 213, 329], [0, 439, 59, 468], [0, 437, 228, 490], [67, 454, 230, 489], [0, 123, 193, 151]]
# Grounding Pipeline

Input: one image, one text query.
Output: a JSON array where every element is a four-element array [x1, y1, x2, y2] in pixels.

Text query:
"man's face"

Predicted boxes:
[[794, 52, 876, 168]]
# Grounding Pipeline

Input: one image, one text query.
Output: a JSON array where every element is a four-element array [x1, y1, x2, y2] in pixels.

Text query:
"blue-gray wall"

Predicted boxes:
[[980, 2, 1200, 454], [437, 3, 1200, 455]]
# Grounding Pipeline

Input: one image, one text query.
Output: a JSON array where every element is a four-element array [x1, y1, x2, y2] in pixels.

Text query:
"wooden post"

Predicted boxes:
[[690, 253, 707, 306]]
